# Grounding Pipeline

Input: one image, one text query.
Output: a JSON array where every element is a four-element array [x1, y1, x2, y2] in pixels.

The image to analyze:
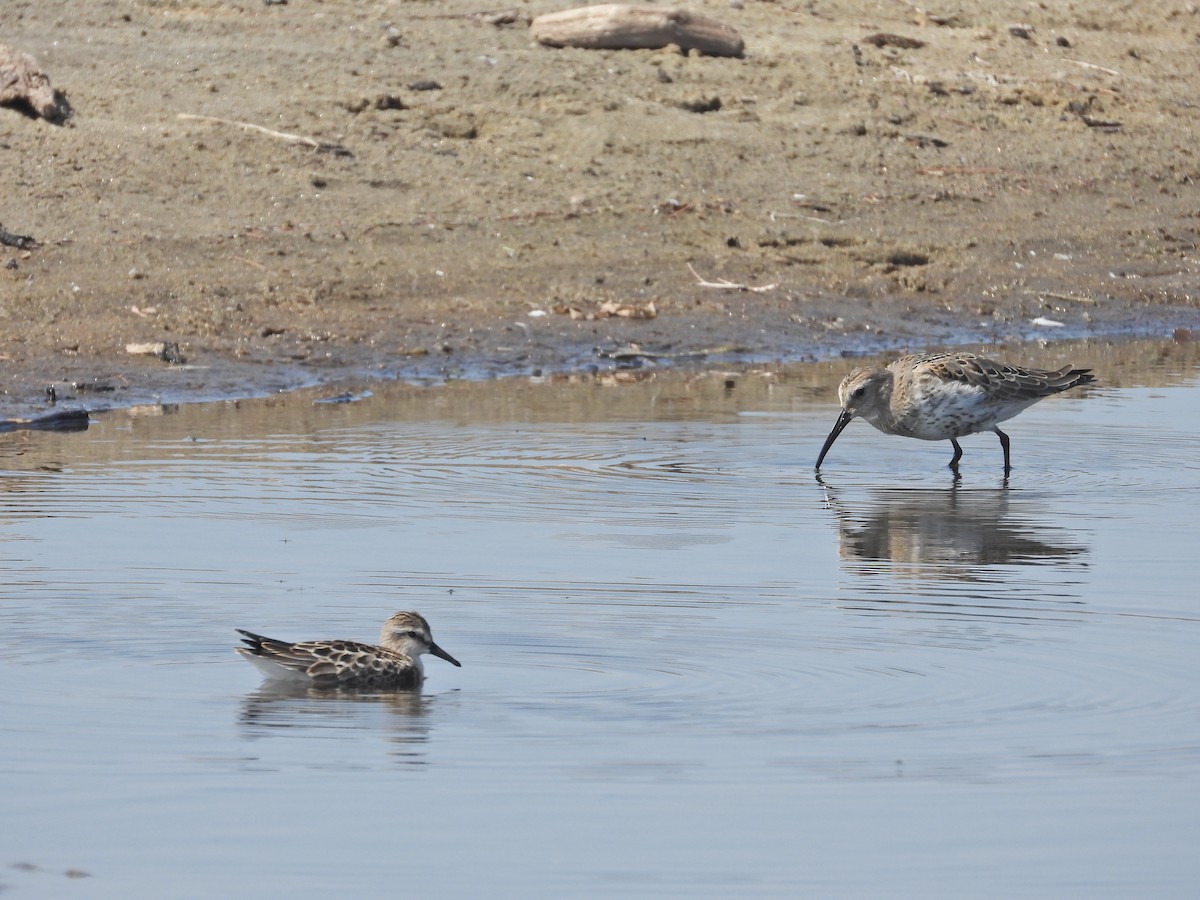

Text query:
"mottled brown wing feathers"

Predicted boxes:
[[296, 640, 419, 688], [239, 633, 394, 681], [915, 353, 1094, 400]]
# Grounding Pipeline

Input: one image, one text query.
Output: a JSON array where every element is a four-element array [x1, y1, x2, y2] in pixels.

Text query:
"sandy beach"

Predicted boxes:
[[2, 0, 1198, 413]]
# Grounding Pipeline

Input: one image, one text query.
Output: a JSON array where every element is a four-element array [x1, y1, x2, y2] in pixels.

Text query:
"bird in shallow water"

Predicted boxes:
[[815, 352, 1096, 474], [235, 610, 461, 689]]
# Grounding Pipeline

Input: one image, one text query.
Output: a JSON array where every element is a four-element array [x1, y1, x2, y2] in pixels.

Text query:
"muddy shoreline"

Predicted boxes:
[[3, 0, 1199, 416]]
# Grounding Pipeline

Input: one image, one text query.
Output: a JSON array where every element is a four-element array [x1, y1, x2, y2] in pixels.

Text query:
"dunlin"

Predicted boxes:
[[235, 610, 461, 689], [815, 352, 1095, 473]]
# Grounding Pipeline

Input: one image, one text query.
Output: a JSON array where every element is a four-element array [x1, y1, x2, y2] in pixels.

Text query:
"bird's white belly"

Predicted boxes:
[[896, 388, 1030, 440]]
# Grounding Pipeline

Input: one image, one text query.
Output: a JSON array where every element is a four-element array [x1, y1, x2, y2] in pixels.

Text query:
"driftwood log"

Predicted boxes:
[[0, 44, 67, 122], [531, 5, 744, 57]]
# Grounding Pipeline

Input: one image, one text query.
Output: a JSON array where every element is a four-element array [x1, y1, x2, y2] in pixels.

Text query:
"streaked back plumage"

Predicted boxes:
[[235, 610, 461, 689]]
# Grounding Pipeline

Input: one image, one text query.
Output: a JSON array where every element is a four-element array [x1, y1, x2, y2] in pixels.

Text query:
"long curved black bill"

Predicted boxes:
[[429, 641, 462, 667], [815, 409, 854, 470]]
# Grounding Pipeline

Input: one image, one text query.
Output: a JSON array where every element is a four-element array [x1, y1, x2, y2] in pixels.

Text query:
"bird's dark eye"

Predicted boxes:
[[851, 386, 866, 399]]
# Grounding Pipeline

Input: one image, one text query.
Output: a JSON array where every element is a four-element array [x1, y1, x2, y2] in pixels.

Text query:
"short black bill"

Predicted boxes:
[[429, 641, 462, 667]]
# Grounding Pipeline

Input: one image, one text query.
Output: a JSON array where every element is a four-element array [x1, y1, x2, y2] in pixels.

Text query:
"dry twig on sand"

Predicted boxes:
[[688, 263, 778, 293], [177, 113, 352, 156], [1064, 58, 1120, 77]]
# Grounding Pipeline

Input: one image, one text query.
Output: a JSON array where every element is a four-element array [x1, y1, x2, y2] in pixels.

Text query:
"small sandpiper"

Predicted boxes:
[[815, 352, 1095, 473], [235, 610, 461, 689]]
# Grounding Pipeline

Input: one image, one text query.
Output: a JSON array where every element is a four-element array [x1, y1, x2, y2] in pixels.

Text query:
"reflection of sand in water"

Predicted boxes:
[[238, 685, 441, 764], [822, 485, 1087, 580]]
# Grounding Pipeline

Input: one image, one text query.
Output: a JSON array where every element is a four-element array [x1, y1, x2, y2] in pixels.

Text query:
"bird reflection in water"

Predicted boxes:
[[816, 476, 1087, 579], [237, 683, 449, 765]]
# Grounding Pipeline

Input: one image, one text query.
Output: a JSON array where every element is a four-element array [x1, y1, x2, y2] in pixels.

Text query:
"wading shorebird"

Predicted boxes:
[[815, 352, 1095, 474], [235, 610, 461, 689]]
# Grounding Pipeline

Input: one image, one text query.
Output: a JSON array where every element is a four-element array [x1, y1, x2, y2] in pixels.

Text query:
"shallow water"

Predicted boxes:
[[2, 341, 1199, 897]]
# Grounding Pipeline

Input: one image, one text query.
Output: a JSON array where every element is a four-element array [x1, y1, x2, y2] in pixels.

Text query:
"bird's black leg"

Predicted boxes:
[[996, 428, 1011, 474], [949, 438, 964, 470]]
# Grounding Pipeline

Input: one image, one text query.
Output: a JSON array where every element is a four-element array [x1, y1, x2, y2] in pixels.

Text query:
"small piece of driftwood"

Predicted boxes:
[[531, 5, 744, 57], [0, 44, 68, 122], [862, 33, 925, 50], [0, 409, 90, 433], [126, 341, 187, 364], [0, 223, 37, 250]]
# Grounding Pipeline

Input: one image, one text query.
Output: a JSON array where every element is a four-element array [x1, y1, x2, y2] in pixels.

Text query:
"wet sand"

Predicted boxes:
[[2, 0, 1198, 414]]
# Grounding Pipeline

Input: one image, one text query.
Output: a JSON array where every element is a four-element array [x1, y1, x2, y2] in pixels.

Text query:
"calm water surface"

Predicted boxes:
[[2, 342, 1198, 897]]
